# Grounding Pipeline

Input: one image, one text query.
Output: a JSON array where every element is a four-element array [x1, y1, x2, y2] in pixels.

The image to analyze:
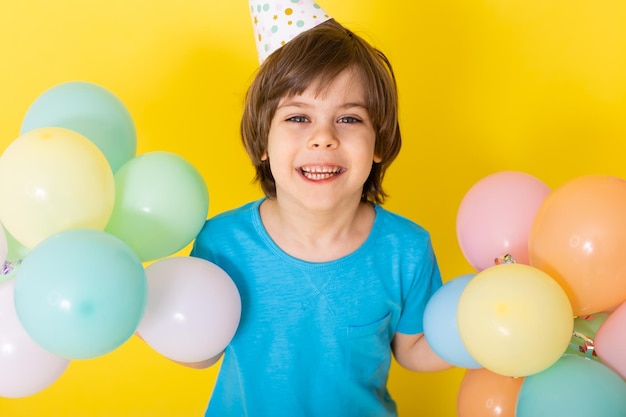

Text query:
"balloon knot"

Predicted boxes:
[[571, 331, 597, 358], [494, 253, 516, 265], [1, 259, 22, 276]]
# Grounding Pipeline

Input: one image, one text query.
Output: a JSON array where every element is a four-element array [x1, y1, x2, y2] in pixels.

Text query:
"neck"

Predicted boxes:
[[259, 197, 376, 262]]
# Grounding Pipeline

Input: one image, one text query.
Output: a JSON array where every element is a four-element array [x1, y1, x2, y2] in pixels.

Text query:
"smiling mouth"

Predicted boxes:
[[300, 165, 344, 180]]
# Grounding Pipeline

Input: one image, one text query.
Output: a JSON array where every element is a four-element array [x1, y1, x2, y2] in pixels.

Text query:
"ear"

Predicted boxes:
[[261, 151, 268, 161], [373, 153, 382, 163]]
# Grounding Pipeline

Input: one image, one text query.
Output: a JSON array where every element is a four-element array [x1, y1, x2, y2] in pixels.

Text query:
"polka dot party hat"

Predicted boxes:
[[249, 0, 332, 64]]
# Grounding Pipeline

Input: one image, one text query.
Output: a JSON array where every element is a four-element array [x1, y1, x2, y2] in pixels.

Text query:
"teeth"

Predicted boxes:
[[301, 166, 341, 180], [302, 166, 340, 173]]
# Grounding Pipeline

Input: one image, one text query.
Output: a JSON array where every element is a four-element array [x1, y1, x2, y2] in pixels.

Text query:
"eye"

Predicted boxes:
[[286, 115, 309, 123], [338, 116, 361, 124]]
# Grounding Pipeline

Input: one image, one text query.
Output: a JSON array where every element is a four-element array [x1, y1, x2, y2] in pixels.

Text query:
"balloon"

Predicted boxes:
[[595, 301, 626, 379], [20, 81, 136, 172], [529, 174, 626, 315], [137, 256, 241, 363], [4, 225, 29, 263], [457, 263, 573, 377], [0, 224, 7, 265], [0, 226, 8, 284], [565, 312, 610, 361], [0, 280, 70, 398], [457, 368, 524, 417], [14, 229, 147, 359], [105, 151, 209, 262], [1, 226, 29, 283], [423, 274, 481, 368], [516, 355, 626, 417], [456, 171, 550, 271], [0, 127, 115, 249]]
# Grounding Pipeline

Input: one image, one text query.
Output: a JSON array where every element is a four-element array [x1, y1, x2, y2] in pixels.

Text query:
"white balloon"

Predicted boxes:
[[137, 256, 241, 363], [0, 280, 70, 398]]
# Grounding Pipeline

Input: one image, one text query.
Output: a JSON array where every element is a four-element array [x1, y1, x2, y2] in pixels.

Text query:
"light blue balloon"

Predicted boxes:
[[21, 81, 136, 172], [423, 273, 481, 368], [517, 355, 626, 417], [14, 229, 147, 359]]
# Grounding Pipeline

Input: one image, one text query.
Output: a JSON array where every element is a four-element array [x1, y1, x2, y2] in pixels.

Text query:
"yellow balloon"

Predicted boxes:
[[457, 263, 573, 377], [0, 127, 115, 248]]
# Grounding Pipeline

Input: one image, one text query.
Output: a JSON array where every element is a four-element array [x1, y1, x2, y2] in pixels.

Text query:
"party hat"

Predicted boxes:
[[249, 0, 332, 64]]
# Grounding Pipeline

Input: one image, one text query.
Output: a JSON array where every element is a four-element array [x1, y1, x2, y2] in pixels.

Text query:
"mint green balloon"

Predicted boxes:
[[14, 229, 147, 359], [517, 355, 626, 417], [4, 225, 29, 263], [1, 226, 26, 283], [2, 224, 28, 283], [0, 226, 29, 283], [105, 151, 209, 262], [21, 81, 136, 172]]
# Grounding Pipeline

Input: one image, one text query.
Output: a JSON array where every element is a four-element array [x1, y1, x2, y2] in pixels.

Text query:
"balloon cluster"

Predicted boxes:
[[424, 171, 626, 417], [0, 82, 241, 398]]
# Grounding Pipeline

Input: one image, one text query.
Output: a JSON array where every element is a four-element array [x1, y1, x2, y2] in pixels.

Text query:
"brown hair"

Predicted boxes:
[[240, 19, 401, 205]]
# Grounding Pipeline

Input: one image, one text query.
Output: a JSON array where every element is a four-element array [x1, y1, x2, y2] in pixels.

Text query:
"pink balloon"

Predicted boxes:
[[456, 171, 551, 271], [595, 301, 626, 379], [0, 280, 70, 397], [137, 256, 241, 363]]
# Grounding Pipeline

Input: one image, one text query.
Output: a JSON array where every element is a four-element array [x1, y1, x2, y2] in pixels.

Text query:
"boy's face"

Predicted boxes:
[[263, 69, 380, 211]]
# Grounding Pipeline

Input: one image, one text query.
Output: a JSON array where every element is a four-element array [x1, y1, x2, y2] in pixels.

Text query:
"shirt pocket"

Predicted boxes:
[[346, 311, 392, 386]]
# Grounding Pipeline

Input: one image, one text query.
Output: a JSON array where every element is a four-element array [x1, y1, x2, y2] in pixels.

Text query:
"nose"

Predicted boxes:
[[308, 124, 339, 149]]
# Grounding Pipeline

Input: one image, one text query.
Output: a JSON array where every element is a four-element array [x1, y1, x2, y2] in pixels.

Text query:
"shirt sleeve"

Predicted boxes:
[[395, 237, 442, 335]]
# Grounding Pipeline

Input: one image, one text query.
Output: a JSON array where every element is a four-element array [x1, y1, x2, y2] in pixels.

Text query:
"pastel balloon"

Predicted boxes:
[[457, 368, 524, 417], [423, 274, 481, 368], [0, 127, 115, 249], [1, 226, 29, 283], [0, 280, 70, 398], [0, 223, 7, 265], [595, 301, 626, 379], [21, 81, 136, 172], [516, 355, 626, 417], [4, 225, 29, 263], [137, 256, 241, 363], [14, 229, 147, 359], [529, 174, 626, 315], [457, 263, 573, 377], [105, 151, 209, 262], [456, 171, 550, 271]]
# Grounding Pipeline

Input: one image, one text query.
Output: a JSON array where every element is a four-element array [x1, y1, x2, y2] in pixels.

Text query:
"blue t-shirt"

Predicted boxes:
[[191, 199, 442, 417]]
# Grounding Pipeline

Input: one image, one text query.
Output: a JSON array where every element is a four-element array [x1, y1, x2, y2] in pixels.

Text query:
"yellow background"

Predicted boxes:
[[1, 0, 626, 416]]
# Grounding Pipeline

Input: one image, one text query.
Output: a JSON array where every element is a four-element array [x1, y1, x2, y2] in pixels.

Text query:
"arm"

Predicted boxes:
[[391, 331, 452, 372]]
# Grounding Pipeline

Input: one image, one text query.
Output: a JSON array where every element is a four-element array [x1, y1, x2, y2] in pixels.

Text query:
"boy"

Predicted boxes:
[[187, 2, 451, 415]]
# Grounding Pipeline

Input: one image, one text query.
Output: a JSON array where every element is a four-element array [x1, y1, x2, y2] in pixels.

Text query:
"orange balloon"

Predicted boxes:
[[457, 368, 524, 417], [529, 175, 626, 315]]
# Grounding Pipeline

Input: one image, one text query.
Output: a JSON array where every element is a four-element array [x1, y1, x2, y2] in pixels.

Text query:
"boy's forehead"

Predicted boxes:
[[285, 68, 366, 99]]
